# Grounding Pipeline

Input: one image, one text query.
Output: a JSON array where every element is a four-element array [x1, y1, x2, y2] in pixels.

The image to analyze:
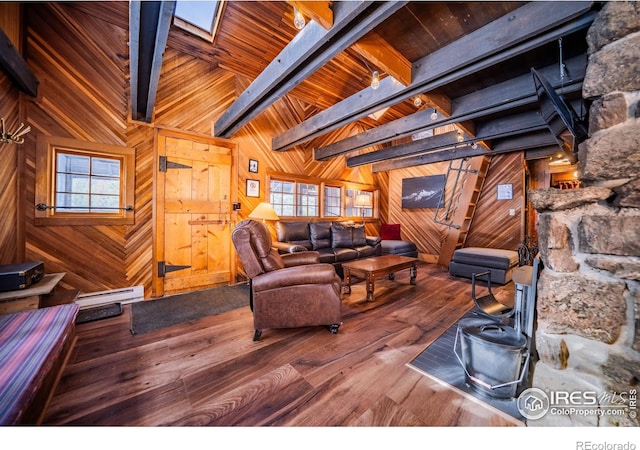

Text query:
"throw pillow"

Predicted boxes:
[[331, 224, 353, 248], [380, 223, 401, 240], [352, 225, 366, 246]]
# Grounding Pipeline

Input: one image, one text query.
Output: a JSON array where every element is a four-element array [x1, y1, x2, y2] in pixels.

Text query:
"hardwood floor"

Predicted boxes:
[[43, 262, 520, 426]]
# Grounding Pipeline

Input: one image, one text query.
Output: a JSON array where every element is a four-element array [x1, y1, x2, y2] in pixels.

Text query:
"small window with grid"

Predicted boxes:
[[35, 136, 135, 225], [324, 185, 342, 218]]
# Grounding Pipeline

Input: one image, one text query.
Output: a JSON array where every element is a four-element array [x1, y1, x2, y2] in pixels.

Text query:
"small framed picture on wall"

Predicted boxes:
[[248, 159, 258, 173], [246, 179, 260, 197], [497, 183, 513, 200]]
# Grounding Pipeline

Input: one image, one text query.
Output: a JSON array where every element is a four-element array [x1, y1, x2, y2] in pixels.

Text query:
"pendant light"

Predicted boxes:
[[293, 7, 305, 30], [371, 71, 380, 90]]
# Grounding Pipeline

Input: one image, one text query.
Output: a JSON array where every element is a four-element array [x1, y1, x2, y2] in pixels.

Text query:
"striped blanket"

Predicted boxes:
[[0, 303, 78, 425]]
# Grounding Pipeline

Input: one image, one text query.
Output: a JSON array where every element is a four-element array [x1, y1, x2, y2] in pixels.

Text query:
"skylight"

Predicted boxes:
[[174, 0, 224, 43]]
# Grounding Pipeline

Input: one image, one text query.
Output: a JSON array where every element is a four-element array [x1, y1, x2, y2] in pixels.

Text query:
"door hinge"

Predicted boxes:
[[159, 156, 192, 172], [158, 261, 191, 277]]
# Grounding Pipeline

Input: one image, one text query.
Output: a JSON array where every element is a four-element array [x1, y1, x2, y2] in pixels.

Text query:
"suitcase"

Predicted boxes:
[[0, 262, 45, 292]]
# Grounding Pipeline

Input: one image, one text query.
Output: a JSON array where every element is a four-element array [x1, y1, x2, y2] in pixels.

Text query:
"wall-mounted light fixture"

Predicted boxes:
[[1, 118, 31, 145], [293, 7, 305, 30], [413, 96, 422, 107], [430, 109, 438, 120]]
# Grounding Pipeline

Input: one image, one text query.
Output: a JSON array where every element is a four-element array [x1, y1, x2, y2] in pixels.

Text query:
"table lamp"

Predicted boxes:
[[354, 194, 372, 224], [248, 202, 280, 223]]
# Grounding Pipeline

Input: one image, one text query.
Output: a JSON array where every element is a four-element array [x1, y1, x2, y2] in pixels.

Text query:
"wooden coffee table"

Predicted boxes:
[[342, 255, 418, 302]]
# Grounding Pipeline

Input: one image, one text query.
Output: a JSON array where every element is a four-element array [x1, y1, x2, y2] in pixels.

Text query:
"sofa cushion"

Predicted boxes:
[[352, 225, 366, 246], [316, 248, 337, 264], [331, 223, 353, 248], [276, 221, 312, 250], [355, 245, 378, 259], [310, 222, 332, 250], [381, 223, 402, 240], [334, 248, 358, 262]]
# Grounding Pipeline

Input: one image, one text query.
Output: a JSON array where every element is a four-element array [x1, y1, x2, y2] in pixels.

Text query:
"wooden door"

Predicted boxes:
[[154, 129, 237, 297]]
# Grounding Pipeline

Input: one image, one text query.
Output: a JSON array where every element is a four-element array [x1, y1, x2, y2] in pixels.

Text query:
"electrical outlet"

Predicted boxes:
[[509, 209, 516, 216]]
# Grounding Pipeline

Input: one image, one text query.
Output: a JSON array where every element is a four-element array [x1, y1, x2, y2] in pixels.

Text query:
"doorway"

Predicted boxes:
[[153, 128, 238, 297]]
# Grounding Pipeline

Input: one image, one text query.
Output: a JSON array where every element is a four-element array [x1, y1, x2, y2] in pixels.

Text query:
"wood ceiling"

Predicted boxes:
[[131, 1, 600, 170]]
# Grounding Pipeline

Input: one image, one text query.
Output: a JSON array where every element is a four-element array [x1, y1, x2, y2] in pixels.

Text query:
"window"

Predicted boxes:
[[55, 153, 121, 213], [296, 183, 318, 217], [324, 185, 342, 218], [174, 1, 225, 43], [35, 136, 135, 225], [267, 172, 376, 220], [269, 180, 319, 217], [269, 180, 295, 217]]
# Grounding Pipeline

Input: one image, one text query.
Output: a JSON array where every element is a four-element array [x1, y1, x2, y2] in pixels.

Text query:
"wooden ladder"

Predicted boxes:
[[437, 155, 492, 267]]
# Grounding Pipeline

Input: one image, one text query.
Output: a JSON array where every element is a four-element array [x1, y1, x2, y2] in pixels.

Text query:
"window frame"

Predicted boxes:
[[266, 171, 377, 221], [35, 136, 135, 226]]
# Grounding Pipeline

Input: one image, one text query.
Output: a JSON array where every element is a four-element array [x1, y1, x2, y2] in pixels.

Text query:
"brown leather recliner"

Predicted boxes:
[[231, 219, 342, 341]]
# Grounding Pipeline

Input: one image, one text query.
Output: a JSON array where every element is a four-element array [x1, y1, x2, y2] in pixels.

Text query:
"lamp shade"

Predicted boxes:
[[248, 202, 280, 222], [354, 194, 372, 208]]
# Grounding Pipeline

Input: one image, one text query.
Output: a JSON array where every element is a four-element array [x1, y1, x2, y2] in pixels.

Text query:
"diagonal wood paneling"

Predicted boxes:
[[465, 152, 524, 250], [0, 71, 21, 264], [22, 2, 150, 294]]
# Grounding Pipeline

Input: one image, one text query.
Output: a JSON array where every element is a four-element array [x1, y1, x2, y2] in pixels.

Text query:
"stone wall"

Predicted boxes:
[[529, 2, 640, 427]]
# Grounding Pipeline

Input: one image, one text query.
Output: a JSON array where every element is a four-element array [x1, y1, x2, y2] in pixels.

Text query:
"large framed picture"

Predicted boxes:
[[401, 174, 445, 209], [246, 179, 260, 197]]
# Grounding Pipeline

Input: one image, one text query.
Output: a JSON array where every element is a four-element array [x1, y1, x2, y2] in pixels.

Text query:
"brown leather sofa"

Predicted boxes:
[[273, 221, 381, 276], [231, 219, 342, 341]]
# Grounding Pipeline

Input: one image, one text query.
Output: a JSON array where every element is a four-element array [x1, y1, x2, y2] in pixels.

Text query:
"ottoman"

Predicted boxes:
[[381, 240, 418, 258], [449, 247, 519, 285]]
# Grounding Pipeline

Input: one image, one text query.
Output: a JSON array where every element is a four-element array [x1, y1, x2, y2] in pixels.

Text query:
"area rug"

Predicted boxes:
[[406, 309, 526, 423], [130, 283, 250, 335]]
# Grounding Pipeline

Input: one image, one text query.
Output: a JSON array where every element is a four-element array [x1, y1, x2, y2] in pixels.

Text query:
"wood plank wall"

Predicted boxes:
[[22, 2, 136, 293], [0, 3, 23, 264], [6, 2, 527, 297], [378, 152, 525, 261]]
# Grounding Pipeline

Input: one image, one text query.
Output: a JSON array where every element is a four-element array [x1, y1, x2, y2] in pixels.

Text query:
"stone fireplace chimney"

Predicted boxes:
[[528, 2, 640, 427]]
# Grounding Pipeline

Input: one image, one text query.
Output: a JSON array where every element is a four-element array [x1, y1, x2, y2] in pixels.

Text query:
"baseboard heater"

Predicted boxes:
[[75, 285, 144, 309]]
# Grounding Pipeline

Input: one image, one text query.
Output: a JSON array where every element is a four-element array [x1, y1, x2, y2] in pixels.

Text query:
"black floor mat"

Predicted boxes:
[[76, 303, 123, 324], [407, 309, 526, 423]]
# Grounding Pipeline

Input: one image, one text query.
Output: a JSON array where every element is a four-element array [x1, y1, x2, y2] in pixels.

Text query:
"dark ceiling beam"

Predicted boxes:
[[129, 1, 175, 123], [214, 1, 408, 138], [347, 110, 548, 167], [372, 132, 559, 173], [314, 54, 587, 161], [0, 27, 38, 96], [273, 2, 595, 152]]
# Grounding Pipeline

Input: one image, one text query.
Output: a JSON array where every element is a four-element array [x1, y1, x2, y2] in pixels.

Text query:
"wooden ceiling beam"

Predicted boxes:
[[129, 0, 175, 123], [352, 32, 411, 86], [288, 1, 333, 30], [0, 27, 38, 96], [313, 54, 587, 160], [273, 2, 594, 152], [347, 110, 548, 167], [214, 1, 408, 138], [372, 132, 558, 173]]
